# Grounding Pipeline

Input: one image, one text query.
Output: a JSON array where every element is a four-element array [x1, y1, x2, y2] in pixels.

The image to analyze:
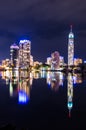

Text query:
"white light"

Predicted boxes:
[[69, 33, 74, 38], [84, 61, 86, 63], [20, 40, 31, 43]]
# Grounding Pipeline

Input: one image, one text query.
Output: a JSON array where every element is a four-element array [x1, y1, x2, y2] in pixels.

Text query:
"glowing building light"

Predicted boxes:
[[19, 40, 30, 43], [84, 61, 86, 63], [9, 82, 13, 97], [67, 73, 73, 118], [19, 39, 31, 69], [10, 43, 19, 68], [67, 102, 73, 108], [18, 91, 29, 104], [68, 25, 74, 66]]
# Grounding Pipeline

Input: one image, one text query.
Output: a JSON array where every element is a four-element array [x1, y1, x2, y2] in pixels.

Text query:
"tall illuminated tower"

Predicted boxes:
[[68, 25, 74, 66]]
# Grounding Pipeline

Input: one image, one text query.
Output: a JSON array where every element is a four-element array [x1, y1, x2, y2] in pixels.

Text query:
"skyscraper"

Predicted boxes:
[[10, 43, 19, 68], [19, 40, 31, 69], [68, 25, 74, 66]]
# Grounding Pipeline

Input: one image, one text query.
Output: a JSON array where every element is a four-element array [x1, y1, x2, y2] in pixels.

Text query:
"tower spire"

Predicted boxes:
[[70, 25, 72, 32]]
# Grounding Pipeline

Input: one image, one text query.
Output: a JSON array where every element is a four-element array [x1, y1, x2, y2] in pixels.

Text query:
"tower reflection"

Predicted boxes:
[[67, 73, 73, 118]]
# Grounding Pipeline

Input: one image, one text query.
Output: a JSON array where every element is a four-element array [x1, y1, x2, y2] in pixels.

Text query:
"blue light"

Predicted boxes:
[[47, 82, 51, 88], [19, 39, 31, 45], [67, 102, 73, 109], [18, 91, 29, 104], [84, 61, 86, 63]]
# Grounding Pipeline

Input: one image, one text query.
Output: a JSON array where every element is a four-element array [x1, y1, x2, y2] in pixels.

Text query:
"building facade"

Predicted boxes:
[[19, 40, 31, 69]]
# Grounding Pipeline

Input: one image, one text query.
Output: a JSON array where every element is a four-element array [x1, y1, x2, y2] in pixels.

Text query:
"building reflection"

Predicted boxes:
[[32, 71, 47, 79], [0, 70, 84, 108], [18, 70, 33, 104], [18, 77, 30, 104], [9, 78, 18, 97], [73, 73, 82, 84], [33, 72, 41, 79], [67, 73, 73, 118], [1, 70, 19, 85], [46, 72, 64, 91], [1, 70, 33, 104]]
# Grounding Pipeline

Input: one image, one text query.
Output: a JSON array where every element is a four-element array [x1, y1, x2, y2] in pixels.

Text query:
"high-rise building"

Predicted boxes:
[[68, 25, 74, 66], [51, 51, 60, 70], [10, 43, 19, 68], [19, 40, 31, 69]]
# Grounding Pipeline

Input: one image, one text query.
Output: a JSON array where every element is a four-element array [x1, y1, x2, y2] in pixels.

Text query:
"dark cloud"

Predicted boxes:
[[0, 0, 86, 62]]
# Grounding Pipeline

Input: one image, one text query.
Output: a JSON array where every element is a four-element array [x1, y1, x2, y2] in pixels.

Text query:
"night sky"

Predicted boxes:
[[0, 0, 86, 62]]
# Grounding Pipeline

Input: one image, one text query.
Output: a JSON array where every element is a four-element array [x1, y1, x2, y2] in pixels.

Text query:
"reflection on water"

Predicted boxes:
[[46, 72, 64, 91], [67, 73, 73, 118], [0, 70, 84, 116], [1, 70, 33, 104], [18, 78, 30, 104], [73, 73, 82, 84]]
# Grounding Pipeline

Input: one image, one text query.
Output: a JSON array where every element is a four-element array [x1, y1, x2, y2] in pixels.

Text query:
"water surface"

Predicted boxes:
[[0, 71, 86, 129]]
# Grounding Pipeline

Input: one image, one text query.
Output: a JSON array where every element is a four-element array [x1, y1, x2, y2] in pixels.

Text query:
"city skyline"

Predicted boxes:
[[0, 28, 85, 65], [0, 0, 86, 62]]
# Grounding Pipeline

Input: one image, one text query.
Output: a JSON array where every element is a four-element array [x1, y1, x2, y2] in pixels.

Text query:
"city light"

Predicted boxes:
[[67, 102, 73, 108], [68, 26, 74, 66], [18, 91, 29, 104], [19, 40, 31, 43]]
